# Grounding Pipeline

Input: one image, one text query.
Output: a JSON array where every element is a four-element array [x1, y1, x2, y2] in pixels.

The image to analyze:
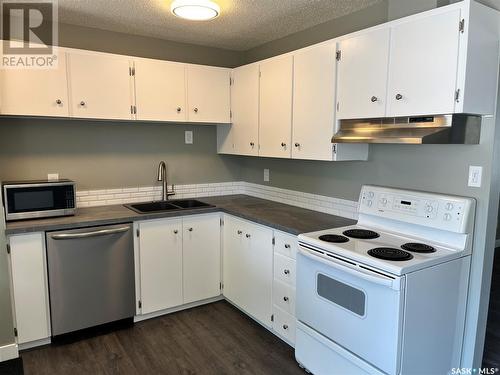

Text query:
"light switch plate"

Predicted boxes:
[[185, 131, 193, 144], [468, 166, 482, 187], [47, 173, 59, 181], [264, 169, 270, 182]]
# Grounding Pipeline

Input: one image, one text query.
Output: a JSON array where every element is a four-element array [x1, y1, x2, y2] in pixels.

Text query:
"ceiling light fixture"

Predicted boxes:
[[171, 0, 220, 21]]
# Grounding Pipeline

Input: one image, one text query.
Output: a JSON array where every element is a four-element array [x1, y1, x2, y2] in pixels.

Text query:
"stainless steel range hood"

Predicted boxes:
[[332, 114, 481, 144]]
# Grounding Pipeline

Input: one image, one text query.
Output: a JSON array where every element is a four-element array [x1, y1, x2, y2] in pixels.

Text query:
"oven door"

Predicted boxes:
[[296, 245, 404, 375]]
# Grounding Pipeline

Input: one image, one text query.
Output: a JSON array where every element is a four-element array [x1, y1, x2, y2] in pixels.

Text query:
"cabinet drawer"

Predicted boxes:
[[274, 231, 298, 259], [273, 306, 296, 345], [274, 253, 296, 286], [273, 279, 296, 316]]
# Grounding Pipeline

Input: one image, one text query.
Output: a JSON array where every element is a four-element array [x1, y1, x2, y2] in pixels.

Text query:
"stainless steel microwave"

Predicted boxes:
[[2, 180, 76, 221]]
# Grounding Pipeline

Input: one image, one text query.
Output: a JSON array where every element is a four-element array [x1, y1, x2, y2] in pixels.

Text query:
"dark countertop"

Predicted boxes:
[[5, 195, 356, 236]]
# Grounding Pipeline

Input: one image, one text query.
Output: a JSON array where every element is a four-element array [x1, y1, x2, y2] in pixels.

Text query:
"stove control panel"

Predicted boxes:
[[359, 185, 475, 234]]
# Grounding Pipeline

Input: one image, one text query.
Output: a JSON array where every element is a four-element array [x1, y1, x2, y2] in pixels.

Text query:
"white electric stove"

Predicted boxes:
[[295, 185, 476, 375]]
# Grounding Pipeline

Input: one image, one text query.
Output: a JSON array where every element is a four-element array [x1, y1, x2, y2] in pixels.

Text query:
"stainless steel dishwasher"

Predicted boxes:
[[46, 223, 135, 336]]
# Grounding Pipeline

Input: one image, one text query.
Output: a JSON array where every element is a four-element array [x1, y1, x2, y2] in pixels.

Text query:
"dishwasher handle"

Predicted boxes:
[[50, 226, 131, 240]]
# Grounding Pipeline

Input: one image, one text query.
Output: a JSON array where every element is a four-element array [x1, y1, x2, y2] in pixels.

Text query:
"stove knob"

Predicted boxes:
[[425, 204, 433, 213], [380, 198, 388, 206], [368, 191, 375, 198], [443, 213, 452, 221], [445, 203, 454, 211], [366, 200, 373, 207]]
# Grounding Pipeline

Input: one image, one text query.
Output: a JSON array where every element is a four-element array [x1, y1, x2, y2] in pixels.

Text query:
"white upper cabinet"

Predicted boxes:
[[134, 59, 186, 122], [336, 28, 390, 120], [187, 65, 231, 123], [182, 214, 221, 304], [68, 51, 134, 120], [387, 9, 462, 117], [292, 43, 337, 161], [0, 50, 69, 117], [259, 55, 293, 158], [231, 64, 260, 156]]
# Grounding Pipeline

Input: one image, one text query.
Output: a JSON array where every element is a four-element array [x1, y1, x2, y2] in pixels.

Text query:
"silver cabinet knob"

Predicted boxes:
[[79, 101, 86, 106], [176, 107, 182, 113], [395, 94, 403, 100], [246, 233, 251, 238], [284, 244, 291, 249], [294, 143, 300, 147], [283, 296, 289, 302], [250, 142, 255, 147], [237, 230, 243, 235], [193, 107, 198, 113], [56, 99, 62, 105], [284, 269, 290, 275], [188, 227, 193, 232], [281, 142, 286, 147], [173, 230, 178, 234], [371, 96, 378, 102], [282, 324, 288, 330]]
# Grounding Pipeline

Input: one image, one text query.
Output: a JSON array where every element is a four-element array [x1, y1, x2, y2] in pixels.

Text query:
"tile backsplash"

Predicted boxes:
[[76, 182, 359, 220]]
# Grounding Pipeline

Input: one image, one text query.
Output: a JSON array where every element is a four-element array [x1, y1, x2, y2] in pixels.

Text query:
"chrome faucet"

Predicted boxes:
[[157, 161, 175, 201]]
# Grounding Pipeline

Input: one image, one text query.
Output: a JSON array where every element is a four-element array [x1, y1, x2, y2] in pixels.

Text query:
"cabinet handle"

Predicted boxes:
[[194, 107, 199, 113], [237, 230, 243, 235], [284, 244, 291, 249], [173, 230, 178, 234], [281, 142, 286, 147], [283, 296, 289, 302], [250, 142, 255, 147], [176, 107, 182, 113], [56, 99, 62, 105], [395, 94, 403, 101], [79, 101, 86, 106], [371, 96, 378, 102], [294, 143, 300, 147], [284, 269, 290, 275], [246, 233, 251, 238], [282, 324, 289, 330], [188, 228, 193, 232]]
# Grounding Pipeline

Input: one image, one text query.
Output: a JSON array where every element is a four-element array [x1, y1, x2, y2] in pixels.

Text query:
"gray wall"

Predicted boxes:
[[0, 119, 241, 190]]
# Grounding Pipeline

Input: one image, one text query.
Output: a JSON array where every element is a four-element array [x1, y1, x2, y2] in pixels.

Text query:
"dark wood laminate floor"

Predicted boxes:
[[483, 248, 500, 368], [20, 301, 304, 375]]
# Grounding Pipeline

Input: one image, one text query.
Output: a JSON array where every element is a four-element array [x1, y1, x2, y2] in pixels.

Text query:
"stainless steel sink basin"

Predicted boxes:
[[125, 199, 213, 214]]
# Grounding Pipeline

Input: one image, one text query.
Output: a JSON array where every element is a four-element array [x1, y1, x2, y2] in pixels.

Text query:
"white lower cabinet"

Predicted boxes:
[[8, 233, 51, 345], [223, 215, 274, 328], [136, 213, 222, 315]]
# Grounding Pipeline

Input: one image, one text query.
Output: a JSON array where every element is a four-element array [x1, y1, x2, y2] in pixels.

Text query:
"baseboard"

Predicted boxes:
[[0, 343, 18, 362], [134, 295, 224, 323], [18, 337, 51, 351]]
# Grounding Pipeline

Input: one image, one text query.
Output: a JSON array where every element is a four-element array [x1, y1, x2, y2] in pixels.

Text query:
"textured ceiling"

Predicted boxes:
[[57, 0, 383, 51]]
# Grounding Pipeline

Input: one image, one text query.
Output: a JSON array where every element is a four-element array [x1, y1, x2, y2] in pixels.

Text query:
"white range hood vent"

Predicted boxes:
[[332, 114, 481, 144]]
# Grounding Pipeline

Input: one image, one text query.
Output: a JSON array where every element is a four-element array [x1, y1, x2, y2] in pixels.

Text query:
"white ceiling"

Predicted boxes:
[[57, 0, 383, 51]]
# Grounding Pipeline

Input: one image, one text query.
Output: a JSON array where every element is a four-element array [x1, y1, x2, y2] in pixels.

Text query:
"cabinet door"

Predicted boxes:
[[0, 50, 69, 117], [68, 51, 134, 120], [187, 65, 230, 123], [387, 9, 461, 116], [292, 43, 336, 161], [138, 218, 183, 314], [231, 64, 260, 156], [223, 215, 273, 328], [183, 214, 221, 304], [337, 28, 390, 120], [259, 56, 293, 158], [9, 233, 50, 344], [134, 59, 186, 122]]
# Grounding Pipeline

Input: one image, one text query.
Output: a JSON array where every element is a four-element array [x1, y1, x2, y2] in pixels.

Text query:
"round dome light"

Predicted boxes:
[[171, 0, 220, 21]]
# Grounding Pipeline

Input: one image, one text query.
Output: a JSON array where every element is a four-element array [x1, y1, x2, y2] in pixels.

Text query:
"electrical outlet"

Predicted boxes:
[[468, 166, 482, 187], [185, 131, 193, 144], [264, 169, 270, 182], [47, 173, 59, 181]]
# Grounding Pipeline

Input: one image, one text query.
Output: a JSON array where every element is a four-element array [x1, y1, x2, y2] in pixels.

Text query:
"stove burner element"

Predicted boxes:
[[343, 229, 380, 240], [318, 234, 349, 243], [368, 247, 414, 261], [401, 243, 436, 253]]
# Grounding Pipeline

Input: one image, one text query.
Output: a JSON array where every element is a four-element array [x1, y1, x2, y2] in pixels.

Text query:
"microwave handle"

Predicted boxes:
[[299, 246, 401, 290]]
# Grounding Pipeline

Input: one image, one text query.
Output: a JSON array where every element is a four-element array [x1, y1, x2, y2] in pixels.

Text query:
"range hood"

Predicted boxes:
[[332, 114, 481, 144]]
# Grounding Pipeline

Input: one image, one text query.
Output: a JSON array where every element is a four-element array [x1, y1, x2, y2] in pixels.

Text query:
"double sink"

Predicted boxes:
[[125, 199, 213, 214]]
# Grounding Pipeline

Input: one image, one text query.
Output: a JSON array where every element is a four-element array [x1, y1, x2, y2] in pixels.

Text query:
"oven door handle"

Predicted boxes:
[[299, 246, 401, 290], [50, 226, 130, 240]]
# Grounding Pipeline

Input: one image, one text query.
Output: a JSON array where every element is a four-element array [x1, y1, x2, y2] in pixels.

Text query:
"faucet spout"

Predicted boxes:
[[157, 161, 174, 201]]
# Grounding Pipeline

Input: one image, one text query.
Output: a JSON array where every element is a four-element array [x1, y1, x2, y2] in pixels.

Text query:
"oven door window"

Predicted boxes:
[[317, 273, 366, 317], [6, 185, 74, 213]]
